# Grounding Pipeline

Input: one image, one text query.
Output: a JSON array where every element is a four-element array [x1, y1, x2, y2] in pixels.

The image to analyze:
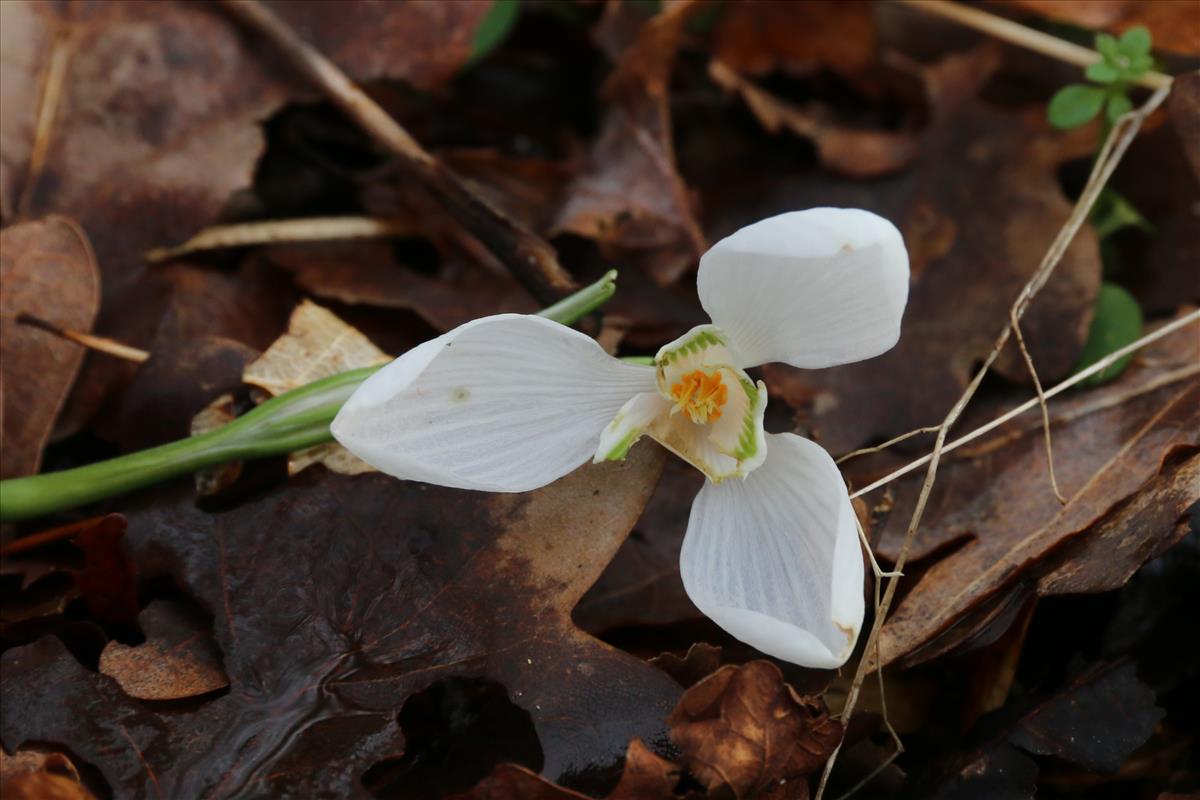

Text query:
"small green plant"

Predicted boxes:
[[1046, 27, 1156, 386], [1047, 27, 1153, 130]]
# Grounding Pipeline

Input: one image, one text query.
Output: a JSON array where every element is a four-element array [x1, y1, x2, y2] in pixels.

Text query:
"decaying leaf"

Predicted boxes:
[[0, 216, 99, 478], [456, 739, 679, 800], [243, 299, 389, 476], [668, 661, 842, 799], [98, 599, 229, 701], [874, 319, 1200, 668], [710, 0, 876, 81], [264, 240, 536, 335], [650, 642, 724, 688], [243, 300, 389, 396], [554, 1, 705, 286], [708, 60, 919, 179], [1, 447, 679, 797], [0, 0, 491, 425]]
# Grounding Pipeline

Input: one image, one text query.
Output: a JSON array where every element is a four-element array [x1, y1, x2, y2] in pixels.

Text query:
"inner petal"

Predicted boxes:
[[597, 323, 769, 482]]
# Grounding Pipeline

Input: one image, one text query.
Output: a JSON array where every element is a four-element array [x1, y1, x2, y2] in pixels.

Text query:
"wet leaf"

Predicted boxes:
[[930, 661, 1162, 798], [0, 216, 99, 478], [1, 448, 679, 797]]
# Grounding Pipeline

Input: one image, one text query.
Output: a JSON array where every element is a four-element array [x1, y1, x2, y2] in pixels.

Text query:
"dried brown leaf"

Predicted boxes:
[[668, 661, 842, 798], [0, 0, 489, 423], [242, 299, 388, 476], [709, 59, 919, 179], [0, 216, 98, 477], [1003, 0, 1200, 55], [711, 0, 876, 80], [99, 599, 229, 701], [0, 748, 93, 800], [455, 739, 680, 800], [874, 320, 1200, 668], [554, 1, 705, 286]]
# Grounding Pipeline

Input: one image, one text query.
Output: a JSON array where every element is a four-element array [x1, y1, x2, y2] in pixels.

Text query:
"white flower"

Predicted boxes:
[[332, 208, 909, 668]]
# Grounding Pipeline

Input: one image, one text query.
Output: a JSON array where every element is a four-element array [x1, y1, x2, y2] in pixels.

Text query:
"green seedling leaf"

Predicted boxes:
[[1128, 53, 1154, 75], [1105, 92, 1133, 124], [1117, 26, 1152, 57], [469, 0, 520, 65], [1048, 85, 1106, 129], [1096, 33, 1121, 62], [1091, 186, 1152, 239], [1086, 61, 1120, 84], [1073, 283, 1143, 386]]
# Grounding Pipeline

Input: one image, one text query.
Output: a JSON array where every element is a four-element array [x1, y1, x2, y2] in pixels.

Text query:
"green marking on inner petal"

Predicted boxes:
[[658, 328, 728, 366], [602, 427, 641, 462], [731, 378, 764, 461]]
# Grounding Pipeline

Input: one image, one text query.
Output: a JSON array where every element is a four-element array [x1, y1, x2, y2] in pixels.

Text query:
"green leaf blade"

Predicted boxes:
[[1085, 61, 1120, 83], [1073, 283, 1144, 386], [1117, 26, 1152, 57], [1048, 85, 1106, 129], [1105, 92, 1133, 124], [469, 0, 521, 66]]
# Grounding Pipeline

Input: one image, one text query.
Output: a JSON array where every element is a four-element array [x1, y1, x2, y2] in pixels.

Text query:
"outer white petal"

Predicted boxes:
[[331, 314, 655, 492], [698, 208, 909, 369], [679, 432, 864, 668]]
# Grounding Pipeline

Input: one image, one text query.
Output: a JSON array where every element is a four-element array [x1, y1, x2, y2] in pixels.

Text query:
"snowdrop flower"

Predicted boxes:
[[332, 208, 908, 668]]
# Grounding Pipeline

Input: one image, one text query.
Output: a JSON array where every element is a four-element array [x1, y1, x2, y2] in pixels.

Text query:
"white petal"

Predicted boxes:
[[679, 432, 864, 668], [698, 208, 909, 369], [647, 374, 767, 482], [594, 391, 671, 463], [331, 314, 656, 492]]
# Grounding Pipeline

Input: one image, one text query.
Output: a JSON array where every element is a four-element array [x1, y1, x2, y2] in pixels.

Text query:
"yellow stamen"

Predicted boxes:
[[670, 369, 728, 424]]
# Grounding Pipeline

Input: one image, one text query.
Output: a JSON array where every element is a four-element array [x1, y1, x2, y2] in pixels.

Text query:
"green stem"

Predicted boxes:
[[0, 271, 619, 523]]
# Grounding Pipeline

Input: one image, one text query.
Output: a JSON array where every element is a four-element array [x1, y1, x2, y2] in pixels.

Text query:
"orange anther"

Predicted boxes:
[[670, 369, 728, 424]]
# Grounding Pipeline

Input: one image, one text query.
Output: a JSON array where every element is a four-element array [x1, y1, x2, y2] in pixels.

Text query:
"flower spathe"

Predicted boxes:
[[332, 208, 909, 668]]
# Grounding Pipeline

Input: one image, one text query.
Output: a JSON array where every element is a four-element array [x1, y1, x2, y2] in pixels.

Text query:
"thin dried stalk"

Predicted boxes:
[[147, 216, 417, 262], [16, 26, 73, 216], [16, 313, 149, 363]]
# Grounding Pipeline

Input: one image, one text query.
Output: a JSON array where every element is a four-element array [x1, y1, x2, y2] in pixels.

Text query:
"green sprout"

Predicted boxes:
[[1047, 27, 1153, 129]]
